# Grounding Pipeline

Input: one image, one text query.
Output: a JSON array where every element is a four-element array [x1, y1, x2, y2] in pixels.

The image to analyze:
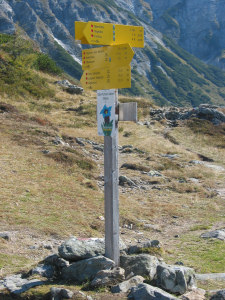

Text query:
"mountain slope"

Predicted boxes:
[[0, 0, 225, 106], [0, 33, 225, 298]]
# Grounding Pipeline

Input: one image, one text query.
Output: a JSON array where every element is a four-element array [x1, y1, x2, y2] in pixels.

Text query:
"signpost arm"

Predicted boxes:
[[104, 89, 120, 266]]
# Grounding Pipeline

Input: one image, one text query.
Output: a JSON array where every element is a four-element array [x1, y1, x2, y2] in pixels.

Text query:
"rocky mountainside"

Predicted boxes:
[[147, 0, 225, 70], [1, 0, 225, 106]]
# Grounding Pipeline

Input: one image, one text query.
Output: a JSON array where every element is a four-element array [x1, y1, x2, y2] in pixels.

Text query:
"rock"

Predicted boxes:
[[43, 254, 69, 268], [164, 110, 180, 121], [196, 273, 225, 281], [75, 137, 85, 146], [156, 264, 196, 295], [181, 288, 206, 300], [127, 240, 160, 255], [161, 154, 179, 159], [121, 163, 150, 172], [90, 267, 125, 288], [149, 105, 225, 125], [50, 287, 73, 299], [120, 254, 159, 279], [58, 237, 126, 261], [0, 232, 11, 240], [111, 275, 144, 293], [0, 274, 45, 294], [147, 170, 163, 177], [55, 80, 83, 95], [119, 176, 136, 187], [31, 264, 55, 278], [73, 291, 93, 300], [93, 145, 104, 152], [52, 136, 68, 146], [210, 290, 225, 300], [200, 229, 225, 241], [61, 256, 115, 283], [128, 283, 178, 299]]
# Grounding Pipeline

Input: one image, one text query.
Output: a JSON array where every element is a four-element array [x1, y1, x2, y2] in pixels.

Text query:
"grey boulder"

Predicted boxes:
[[55, 80, 83, 94], [128, 283, 178, 299], [61, 256, 115, 283], [200, 229, 225, 241], [0, 274, 45, 294], [120, 254, 159, 279], [90, 267, 125, 288], [210, 290, 225, 300], [156, 264, 196, 295], [31, 264, 55, 278], [58, 237, 126, 261], [111, 275, 144, 294], [50, 287, 73, 300], [127, 240, 160, 255]]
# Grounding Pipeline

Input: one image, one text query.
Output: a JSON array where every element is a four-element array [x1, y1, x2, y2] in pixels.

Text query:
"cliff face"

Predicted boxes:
[[0, 0, 225, 106], [148, 0, 225, 70]]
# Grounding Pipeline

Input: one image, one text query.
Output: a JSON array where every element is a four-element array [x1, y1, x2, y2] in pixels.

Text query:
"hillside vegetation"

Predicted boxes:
[[0, 33, 225, 298]]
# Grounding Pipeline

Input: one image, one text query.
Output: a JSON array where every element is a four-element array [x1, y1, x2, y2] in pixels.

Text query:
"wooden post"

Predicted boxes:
[[104, 89, 120, 266]]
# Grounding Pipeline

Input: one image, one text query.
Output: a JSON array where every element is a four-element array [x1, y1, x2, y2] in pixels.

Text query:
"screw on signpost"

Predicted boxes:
[[75, 20, 144, 266]]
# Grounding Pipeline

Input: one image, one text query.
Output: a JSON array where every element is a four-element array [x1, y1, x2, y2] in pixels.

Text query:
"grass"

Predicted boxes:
[[0, 32, 225, 297], [164, 235, 225, 274]]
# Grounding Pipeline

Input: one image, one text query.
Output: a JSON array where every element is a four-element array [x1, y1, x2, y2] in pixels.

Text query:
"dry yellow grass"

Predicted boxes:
[[0, 72, 225, 295]]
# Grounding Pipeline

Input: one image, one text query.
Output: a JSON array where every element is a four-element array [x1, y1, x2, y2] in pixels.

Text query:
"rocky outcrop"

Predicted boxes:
[[210, 290, 225, 300], [128, 283, 178, 299], [55, 80, 83, 94], [111, 275, 144, 294], [120, 254, 159, 279], [200, 229, 225, 241], [150, 104, 225, 125], [58, 237, 126, 261], [156, 264, 196, 295], [90, 267, 125, 288], [149, 0, 225, 70], [61, 256, 115, 283]]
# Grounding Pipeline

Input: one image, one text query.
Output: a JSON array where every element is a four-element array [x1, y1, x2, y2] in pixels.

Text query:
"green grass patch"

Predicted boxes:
[[0, 253, 33, 277], [166, 235, 225, 273]]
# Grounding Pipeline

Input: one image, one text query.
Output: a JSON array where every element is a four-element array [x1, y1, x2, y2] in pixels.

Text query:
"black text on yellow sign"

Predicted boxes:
[[75, 21, 144, 48], [82, 44, 134, 70], [80, 65, 131, 90]]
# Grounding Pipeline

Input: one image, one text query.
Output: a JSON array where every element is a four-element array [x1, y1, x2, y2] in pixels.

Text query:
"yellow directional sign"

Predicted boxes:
[[80, 65, 131, 90], [75, 21, 144, 48], [75, 21, 88, 44], [82, 44, 134, 70]]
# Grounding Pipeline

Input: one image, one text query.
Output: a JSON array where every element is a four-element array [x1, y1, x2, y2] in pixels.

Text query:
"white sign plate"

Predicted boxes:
[[97, 89, 116, 137]]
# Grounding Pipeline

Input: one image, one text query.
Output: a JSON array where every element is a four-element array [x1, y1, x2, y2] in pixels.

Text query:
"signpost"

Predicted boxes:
[[82, 44, 134, 70], [75, 21, 144, 48], [80, 65, 131, 90], [75, 20, 144, 266]]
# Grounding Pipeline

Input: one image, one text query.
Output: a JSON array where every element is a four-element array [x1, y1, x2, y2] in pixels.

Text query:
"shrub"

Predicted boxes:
[[34, 53, 62, 75]]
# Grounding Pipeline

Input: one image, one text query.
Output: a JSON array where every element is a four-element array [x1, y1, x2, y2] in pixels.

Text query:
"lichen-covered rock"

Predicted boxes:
[[61, 256, 115, 283], [50, 287, 73, 300], [120, 254, 159, 279], [58, 237, 126, 261], [90, 267, 125, 288], [156, 264, 196, 295], [0, 274, 45, 294], [210, 289, 225, 300], [111, 275, 144, 294], [127, 240, 160, 255], [181, 288, 206, 300], [31, 264, 55, 278], [201, 229, 225, 241], [128, 283, 178, 299]]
